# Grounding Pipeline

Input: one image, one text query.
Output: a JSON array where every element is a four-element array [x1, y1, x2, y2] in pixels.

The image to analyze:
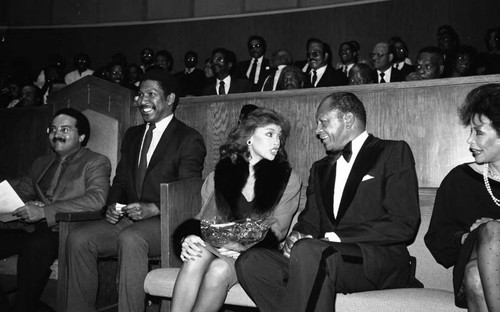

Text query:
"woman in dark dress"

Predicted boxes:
[[425, 83, 500, 311], [170, 107, 301, 312]]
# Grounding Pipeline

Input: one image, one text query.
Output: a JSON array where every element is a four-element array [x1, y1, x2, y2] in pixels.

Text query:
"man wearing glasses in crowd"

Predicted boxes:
[[0, 108, 111, 312], [236, 35, 271, 91], [202, 48, 251, 95], [370, 41, 405, 83]]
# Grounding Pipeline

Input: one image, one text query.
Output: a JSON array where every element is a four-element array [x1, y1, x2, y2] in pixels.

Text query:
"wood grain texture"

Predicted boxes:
[[132, 75, 500, 188]]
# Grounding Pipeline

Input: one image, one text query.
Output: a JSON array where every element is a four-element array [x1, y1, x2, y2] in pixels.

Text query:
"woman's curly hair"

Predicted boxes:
[[220, 107, 290, 163]]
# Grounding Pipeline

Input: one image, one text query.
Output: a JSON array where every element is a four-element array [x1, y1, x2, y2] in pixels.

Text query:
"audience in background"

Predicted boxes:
[[390, 36, 415, 78], [370, 41, 405, 83], [276, 65, 307, 90], [306, 38, 347, 88], [406, 46, 445, 81], [126, 63, 142, 90], [335, 41, 359, 78], [174, 51, 206, 97], [64, 53, 94, 85], [140, 48, 155, 73], [478, 27, 500, 74], [202, 48, 251, 95], [156, 50, 174, 73], [348, 63, 374, 85], [2, 25, 500, 102], [261, 49, 293, 91], [446, 45, 478, 78], [237, 35, 271, 91]]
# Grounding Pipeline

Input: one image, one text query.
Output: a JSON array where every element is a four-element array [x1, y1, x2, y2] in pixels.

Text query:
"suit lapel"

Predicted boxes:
[[146, 117, 178, 176], [34, 156, 56, 204], [315, 157, 337, 222], [336, 135, 382, 222]]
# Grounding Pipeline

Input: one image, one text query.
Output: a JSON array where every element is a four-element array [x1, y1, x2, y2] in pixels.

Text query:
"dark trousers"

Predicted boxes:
[[236, 239, 376, 312], [0, 222, 59, 312]]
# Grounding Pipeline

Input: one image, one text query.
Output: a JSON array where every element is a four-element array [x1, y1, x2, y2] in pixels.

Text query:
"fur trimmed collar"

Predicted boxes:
[[214, 155, 291, 216]]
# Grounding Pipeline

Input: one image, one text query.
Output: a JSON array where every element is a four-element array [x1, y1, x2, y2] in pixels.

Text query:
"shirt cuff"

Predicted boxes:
[[324, 232, 341, 242]]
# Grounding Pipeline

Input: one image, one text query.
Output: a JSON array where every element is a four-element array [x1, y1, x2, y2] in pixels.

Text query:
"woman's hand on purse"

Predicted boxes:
[[180, 235, 206, 262], [217, 247, 240, 259]]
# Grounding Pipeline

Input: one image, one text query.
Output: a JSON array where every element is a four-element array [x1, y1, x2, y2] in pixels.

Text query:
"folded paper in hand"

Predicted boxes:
[[0, 180, 24, 222]]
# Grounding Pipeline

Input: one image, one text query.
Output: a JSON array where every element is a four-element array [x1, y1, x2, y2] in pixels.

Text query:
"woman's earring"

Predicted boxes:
[[247, 140, 252, 145]]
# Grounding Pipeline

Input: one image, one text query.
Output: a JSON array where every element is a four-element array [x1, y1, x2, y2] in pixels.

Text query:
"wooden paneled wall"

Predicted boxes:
[[131, 75, 500, 188]]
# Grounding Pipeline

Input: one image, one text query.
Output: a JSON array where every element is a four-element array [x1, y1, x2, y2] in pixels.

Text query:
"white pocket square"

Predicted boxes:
[[362, 175, 374, 181]]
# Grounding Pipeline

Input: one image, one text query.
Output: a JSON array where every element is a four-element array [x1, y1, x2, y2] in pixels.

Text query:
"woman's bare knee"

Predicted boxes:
[[203, 259, 232, 289]]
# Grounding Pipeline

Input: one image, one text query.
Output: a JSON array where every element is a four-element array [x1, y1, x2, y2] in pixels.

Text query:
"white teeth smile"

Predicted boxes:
[[142, 107, 153, 113]]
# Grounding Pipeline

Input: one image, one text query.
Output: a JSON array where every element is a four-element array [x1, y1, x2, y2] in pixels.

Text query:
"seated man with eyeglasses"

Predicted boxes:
[[202, 48, 251, 96], [406, 46, 445, 81], [0, 108, 111, 312], [369, 41, 406, 83]]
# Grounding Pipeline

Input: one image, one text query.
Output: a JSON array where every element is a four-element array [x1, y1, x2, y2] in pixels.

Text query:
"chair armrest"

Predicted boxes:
[[160, 178, 204, 268], [55, 211, 104, 222]]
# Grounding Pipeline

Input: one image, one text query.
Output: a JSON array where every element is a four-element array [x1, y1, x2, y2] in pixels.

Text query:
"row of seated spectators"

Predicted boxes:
[[1, 24, 500, 109]]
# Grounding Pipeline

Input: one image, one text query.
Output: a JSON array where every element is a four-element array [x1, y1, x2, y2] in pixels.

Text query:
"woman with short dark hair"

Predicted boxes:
[[426, 83, 500, 311]]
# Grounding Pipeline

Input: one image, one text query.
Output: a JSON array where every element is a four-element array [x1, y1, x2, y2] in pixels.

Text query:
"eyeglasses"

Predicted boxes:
[[47, 126, 78, 135], [249, 44, 262, 49], [369, 53, 388, 59]]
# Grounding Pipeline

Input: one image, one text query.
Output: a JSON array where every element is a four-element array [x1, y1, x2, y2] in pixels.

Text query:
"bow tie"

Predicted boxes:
[[330, 141, 352, 163]]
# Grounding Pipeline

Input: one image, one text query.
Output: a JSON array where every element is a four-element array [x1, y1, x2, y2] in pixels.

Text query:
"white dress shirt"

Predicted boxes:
[[311, 64, 327, 87], [216, 75, 231, 95], [138, 114, 173, 166], [377, 67, 393, 83], [325, 131, 369, 242]]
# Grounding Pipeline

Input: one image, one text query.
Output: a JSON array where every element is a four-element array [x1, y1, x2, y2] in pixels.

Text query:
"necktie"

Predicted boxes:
[[311, 70, 317, 87], [341, 141, 353, 162], [136, 123, 155, 197], [46, 158, 63, 201], [343, 65, 347, 74], [248, 58, 258, 84], [379, 72, 386, 83], [218, 81, 225, 95]]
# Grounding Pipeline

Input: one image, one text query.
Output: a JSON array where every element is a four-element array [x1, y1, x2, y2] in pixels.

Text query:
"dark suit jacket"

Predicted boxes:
[[174, 68, 206, 97], [395, 63, 415, 80], [371, 67, 406, 83], [308, 65, 348, 88], [107, 117, 206, 209], [14, 148, 111, 227], [236, 58, 271, 91], [202, 76, 252, 96], [294, 135, 420, 288]]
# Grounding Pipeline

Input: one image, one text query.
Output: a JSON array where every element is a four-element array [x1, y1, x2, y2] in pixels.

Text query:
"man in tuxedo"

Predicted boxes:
[[370, 41, 405, 83], [236, 35, 271, 92], [0, 108, 111, 312], [174, 51, 206, 96], [406, 46, 445, 81], [202, 48, 251, 95], [236, 92, 420, 312], [66, 69, 207, 312], [306, 39, 347, 88]]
